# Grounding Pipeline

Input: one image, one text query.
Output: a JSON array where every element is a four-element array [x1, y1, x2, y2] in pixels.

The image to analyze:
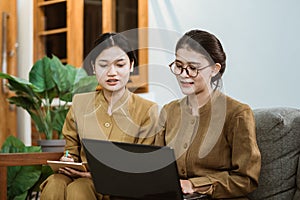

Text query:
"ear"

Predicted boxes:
[[212, 63, 221, 76], [130, 61, 134, 72]]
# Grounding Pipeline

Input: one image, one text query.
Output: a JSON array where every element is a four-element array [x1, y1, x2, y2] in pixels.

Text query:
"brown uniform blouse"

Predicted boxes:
[[155, 92, 261, 199], [63, 89, 158, 163]]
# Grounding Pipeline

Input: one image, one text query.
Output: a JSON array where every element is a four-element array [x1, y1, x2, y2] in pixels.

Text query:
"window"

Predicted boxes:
[[34, 0, 148, 93]]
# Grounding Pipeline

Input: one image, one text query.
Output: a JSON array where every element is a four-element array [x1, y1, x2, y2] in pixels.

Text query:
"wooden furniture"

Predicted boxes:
[[33, 0, 149, 93], [0, 0, 18, 147], [102, 0, 149, 93], [33, 0, 83, 67], [0, 152, 63, 200]]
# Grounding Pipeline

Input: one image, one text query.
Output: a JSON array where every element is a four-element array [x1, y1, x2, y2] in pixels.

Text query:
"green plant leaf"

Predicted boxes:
[[0, 54, 98, 140], [51, 107, 69, 138], [13, 191, 28, 200], [60, 75, 98, 102], [29, 56, 56, 92], [0, 135, 25, 153], [8, 96, 40, 111], [0, 72, 42, 94], [73, 75, 98, 94], [30, 110, 54, 139], [7, 165, 42, 200], [52, 62, 77, 94], [0, 136, 43, 200], [74, 67, 89, 83]]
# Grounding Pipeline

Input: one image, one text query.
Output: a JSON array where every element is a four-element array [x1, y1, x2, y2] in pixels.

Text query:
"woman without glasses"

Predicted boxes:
[[40, 32, 158, 200]]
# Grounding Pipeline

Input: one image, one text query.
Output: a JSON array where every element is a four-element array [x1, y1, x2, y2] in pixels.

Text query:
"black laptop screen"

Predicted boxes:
[[82, 139, 183, 200]]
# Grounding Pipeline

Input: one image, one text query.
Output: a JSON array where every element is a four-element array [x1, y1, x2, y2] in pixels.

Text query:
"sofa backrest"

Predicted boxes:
[[248, 107, 300, 200]]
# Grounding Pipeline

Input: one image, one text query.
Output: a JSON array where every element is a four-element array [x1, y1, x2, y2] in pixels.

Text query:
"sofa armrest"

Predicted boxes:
[[249, 107, 300, 200]]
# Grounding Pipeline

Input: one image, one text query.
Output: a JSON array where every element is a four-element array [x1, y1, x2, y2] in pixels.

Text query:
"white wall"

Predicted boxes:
[[17, 0, 33, 145], [148, 0, 300, 109]]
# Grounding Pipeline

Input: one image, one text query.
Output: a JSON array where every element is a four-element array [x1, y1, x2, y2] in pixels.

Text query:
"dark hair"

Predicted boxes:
[[176, 30, 226, 88], [84, 32, 137, 74]]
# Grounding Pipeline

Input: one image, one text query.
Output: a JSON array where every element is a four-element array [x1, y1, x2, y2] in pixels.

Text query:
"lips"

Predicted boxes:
[[180, 80, 194, 87], [106, 79, 119, 85]]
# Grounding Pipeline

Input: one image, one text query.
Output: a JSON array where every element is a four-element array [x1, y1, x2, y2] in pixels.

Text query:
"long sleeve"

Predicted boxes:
[[62, 106, 81, 162], [137, 103, 159, 145], [154, 105, 168, 146], [189, 108, 261, 198], [63, 90, 159, 163], [154, 94, 261, 199]]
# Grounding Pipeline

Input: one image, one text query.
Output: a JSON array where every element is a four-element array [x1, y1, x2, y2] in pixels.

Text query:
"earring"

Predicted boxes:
[[91, 62, 96, 74]]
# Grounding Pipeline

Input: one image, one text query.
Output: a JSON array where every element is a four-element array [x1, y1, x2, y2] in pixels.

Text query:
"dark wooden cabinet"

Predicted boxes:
[[33, 0, 148, 92], [33, 0, 83, 67]]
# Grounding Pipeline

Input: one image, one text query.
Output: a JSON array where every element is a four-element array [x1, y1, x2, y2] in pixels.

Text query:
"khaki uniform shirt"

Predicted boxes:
[[63, 89, 158, 163], [155, 92, 261, 199]]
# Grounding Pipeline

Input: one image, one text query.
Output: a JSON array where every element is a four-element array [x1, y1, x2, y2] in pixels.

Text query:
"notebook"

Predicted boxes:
[[82, 139, 209, 200], [47, 160, 87, 172]]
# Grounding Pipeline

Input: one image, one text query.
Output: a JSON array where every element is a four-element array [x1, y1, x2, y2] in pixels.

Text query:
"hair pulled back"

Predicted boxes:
[[176, 30, 226, 87]]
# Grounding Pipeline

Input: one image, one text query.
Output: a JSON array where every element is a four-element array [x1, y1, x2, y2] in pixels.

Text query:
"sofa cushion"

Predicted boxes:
[[248, 108, 300, 200], [293, 156, 300, 200]]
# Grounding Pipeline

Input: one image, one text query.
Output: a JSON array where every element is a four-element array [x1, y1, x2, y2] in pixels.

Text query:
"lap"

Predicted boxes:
[[40, 174, 107, 200]]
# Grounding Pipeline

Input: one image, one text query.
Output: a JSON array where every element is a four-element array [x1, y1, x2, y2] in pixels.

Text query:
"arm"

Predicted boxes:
[[154, 106, 168, 146], [189, 108, 261, 198], [62, 106, 81, 162], [137, 103, 159, 145], [61, 106, 92, 178]]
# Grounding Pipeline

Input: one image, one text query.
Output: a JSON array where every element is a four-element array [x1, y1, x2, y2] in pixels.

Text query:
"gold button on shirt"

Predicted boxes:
[[183, 143, 188, 149]]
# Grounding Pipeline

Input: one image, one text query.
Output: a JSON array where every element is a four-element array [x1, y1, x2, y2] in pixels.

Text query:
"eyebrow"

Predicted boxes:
[[97, 58, 126, 63], [175, 59, 202, 65]]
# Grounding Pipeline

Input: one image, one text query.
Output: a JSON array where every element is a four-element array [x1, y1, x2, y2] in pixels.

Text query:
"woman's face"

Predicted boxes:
[[93, 46, 132, 93], [175, 48, 215, 96]]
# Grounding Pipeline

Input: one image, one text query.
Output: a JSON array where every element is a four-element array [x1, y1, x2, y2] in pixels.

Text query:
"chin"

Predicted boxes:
[[102, 85, 120, 92], [180, 87, 196, 96]]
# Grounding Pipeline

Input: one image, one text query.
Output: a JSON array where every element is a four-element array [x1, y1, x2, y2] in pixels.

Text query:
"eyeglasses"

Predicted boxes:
[[169, 61, 212, 78]]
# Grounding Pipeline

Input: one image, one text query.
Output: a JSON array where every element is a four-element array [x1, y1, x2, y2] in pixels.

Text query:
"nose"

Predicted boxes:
[[107, 64, 117, 76], [180, 67, 189, 77]]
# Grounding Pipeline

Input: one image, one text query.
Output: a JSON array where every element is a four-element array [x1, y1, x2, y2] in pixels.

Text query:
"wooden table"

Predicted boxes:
[[0, 152, 63, 200]]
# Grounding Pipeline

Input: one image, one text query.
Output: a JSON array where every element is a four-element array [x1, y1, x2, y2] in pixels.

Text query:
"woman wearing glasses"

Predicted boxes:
[[155, 30, 261, 199]]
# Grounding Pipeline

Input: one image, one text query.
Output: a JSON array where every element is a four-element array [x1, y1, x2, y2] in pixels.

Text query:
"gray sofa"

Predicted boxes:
[[248, 107, 300, 200]]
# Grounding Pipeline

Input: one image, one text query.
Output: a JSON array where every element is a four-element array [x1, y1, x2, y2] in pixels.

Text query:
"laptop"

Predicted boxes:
[[82, 139, 209, 200]]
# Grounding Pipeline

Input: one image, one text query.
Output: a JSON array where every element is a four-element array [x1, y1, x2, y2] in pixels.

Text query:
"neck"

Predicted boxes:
[[103, 88, 126, 106], [188, 88, 213, 109]]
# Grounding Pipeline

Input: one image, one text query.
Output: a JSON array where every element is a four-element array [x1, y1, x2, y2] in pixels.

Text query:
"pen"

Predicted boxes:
[[65, 150, 69, 157]]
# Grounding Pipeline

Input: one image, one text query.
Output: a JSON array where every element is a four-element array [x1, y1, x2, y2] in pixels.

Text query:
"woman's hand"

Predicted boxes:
[[60, 154, 74, 162], [180, 179, 195, 194], [180, 179, 212, 194], [58, 167, 91, 178], [58, 154, 91, 178]]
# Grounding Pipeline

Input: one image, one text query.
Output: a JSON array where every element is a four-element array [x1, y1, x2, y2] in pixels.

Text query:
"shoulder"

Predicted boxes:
[[130, 92, 157, 109], [72, 91, 98, 103], [223, 94, 254, 119], [71, 91, 99, 114], [225, 95, 252, 111], [127, 92, 159, 120], [161, 98, 183, 115]]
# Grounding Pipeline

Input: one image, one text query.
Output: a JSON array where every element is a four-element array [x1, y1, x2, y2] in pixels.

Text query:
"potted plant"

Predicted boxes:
[[0, 55, 98, 151]]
